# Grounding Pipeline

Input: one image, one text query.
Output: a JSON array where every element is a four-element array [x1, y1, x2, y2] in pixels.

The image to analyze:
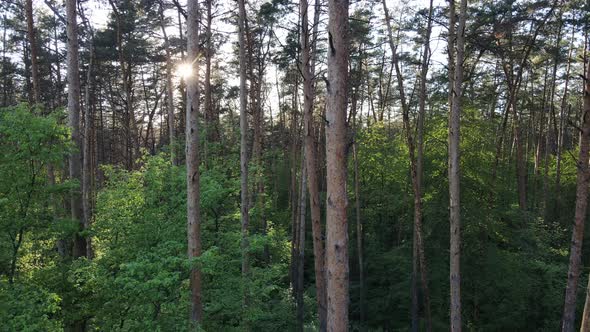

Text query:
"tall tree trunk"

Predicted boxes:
[[66, 0, 86, 260], [66, 0, 86, 330], [449, 0, 467, 330], [300, 0, 327, 328], [25, 0, 40, 104], [581, 274, 590, 332], [325, 0, 349, 329], [83, 42, 95, 259], [415, 1, 434, 330], [352, 143, 365, 327], [53, 14, 63, 107], [186, 0, 203, 324], [554, 27, 575, 210], [204, 0, 216, 143], [238, 0, 251, 314], [109, 0, 138, 169], [561, 43, 590, 332], [158, 1, 177, 165], [512, 95, 527, 211], [2, 15, 8, 107], [297, 154, 307, 332], [534, 66, 549, 177], [382, 0, 432, 329], [290, 72, 300, 291], [177, 10, 187, 138]]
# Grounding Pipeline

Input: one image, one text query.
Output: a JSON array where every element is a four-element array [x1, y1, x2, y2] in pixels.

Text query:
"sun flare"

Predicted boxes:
[[176, 63, 193, 79]]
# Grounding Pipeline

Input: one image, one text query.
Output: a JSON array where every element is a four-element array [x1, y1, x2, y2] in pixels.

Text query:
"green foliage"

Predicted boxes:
[[79, 153, 294, 331], [0, 104, 71, 328], [0, 280, 62, 331]]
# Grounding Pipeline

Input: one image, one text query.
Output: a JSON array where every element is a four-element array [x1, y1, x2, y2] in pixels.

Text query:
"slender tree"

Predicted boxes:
[[561, 35, 590, 332], [82, 19, 95, 259], [554, 27, 575, 209], [66, 0, 86, 259], [238, 0, 250, 313], [158, 0, 177, 165], [186, 0, 203, 324], [25, 0, 40, 104], [66, 0, 87, 330], [382, 0, 433, 329], [449, 0, 467, 330], [325, 0, 349, 329], [296, 154, 307, 332], [300, 0, 327, 328]]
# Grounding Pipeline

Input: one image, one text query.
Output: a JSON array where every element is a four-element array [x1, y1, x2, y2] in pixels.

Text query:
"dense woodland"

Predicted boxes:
[[1, 0, 590, 330]]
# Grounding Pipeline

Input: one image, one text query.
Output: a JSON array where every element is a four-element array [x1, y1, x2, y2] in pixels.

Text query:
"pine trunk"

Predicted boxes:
[[25, 0, 40, 104], [66, 0, 86, 260], [561, 45, 590, 332], [300, 0, 327, 328], [186, 0, 203, 324], [325, 0, 349, 329], [449, 0, 467, 330], [159, 1, 177, 165], [237, 0, 251, 313]]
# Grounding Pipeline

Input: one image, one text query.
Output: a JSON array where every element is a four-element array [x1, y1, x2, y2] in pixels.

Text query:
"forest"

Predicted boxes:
[[1, 0, 590, 330]]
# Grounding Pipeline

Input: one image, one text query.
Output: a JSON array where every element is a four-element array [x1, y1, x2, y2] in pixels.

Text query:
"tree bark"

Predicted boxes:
[[382, 0, 432, 329], [561, 44, 590, 332], [325, 0, 349, 329], [290, 71, 300, 292], [581, 274, 590, 332], [66, 0, 86, 260], [297, 154, 307, 332], [25, 0, 40, 104], [66, 1, 86, 330], [204, 0, 216, 143], [352, 143, 365, 327], [534, 66, 549, 177], [158, 1, 177, 165], [109, 0, 139, 169], [449, 0, 467, 330], [83, 40, 95, 260], [555, 27, 575, 210], [300, 0, 327, 328], [186, 0, 203, 324], [238, 0, 251, 314]]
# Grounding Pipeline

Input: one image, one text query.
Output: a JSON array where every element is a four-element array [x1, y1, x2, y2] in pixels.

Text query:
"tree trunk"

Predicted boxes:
[[2, 15, 8, 107], [83, 42, 95, 260], [416, 1, 434, 330], [66, 0, 86, 260], [204, 0, 216, 143], [325, 0, 349, 329], [534, 66, 549, 177], [297, 154, 307, 332], [555, 27, 575, 210], [581, 274, 590, 332], [512, 97, 527, 211], [237, 0, 250, 314], [382, 0, 432, 329], [290, 71, 300, 292], [66, 1, 86, 330], [159, 1, 177, 165], [186, 0, 203, 324], [561, 45, 590, 332], [109, 0, 138, 169], [25, 0, 40, 104], [449, 0, 467, 330], [352, 143, 366, 327], [300, 0, 327, 328]]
